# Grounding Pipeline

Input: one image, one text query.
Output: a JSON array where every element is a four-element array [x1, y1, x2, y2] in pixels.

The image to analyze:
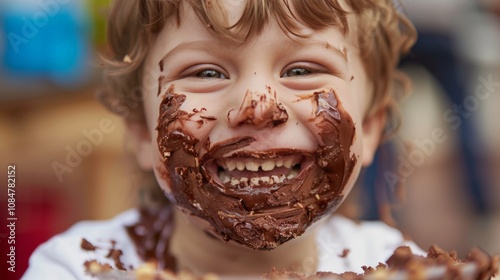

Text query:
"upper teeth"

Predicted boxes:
[[217, 156, 303, 187], [222, 156, 297, 172]]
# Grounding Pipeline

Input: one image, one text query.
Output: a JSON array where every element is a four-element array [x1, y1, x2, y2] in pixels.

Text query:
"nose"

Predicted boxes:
[[227, 87, 289, 129]]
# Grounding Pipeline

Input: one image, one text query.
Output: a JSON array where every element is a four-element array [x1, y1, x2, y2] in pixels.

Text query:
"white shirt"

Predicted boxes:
[[23, 209, 424, 279]]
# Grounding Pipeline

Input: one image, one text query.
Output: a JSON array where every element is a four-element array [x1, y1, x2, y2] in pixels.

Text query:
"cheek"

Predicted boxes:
[[285, 85, 363, 153], [287, 86, 363, 195], [152, 87, 219, 195], [349, 56, 374, 116], [321, 89, 363, 196], [337, 96, 364, 171]]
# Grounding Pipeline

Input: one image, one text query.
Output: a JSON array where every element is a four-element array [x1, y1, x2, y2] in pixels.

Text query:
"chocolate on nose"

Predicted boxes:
[[227, 89, 288, 128]]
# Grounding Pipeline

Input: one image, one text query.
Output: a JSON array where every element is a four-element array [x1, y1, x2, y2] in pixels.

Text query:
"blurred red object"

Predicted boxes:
[[1, 184, 76, 279]]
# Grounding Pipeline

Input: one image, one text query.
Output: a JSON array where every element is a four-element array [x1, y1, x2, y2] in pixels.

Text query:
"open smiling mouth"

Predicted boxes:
[[204, 152, 314, 190]]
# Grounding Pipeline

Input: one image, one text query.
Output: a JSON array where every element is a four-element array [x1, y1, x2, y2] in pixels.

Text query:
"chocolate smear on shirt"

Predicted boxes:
[[339, 248, 350, 258], [81, 238, 97, 251], [106, 248, 126, 271]]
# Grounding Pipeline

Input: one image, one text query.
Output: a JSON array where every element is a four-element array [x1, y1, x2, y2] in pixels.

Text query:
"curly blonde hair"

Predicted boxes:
[[99, 0, 416, 137]]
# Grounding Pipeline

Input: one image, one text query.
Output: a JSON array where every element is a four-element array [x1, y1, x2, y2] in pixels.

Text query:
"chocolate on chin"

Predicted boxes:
[[156, 83, 357, 250]]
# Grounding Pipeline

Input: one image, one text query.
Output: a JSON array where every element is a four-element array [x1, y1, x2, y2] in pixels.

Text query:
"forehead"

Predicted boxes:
[[154, 3, 352, 71], [156, 0, 354, 43]]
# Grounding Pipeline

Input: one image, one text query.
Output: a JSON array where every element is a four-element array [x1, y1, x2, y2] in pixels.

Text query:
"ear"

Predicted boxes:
[[125, 120, 153, 170], [361, 108, 386, 167]]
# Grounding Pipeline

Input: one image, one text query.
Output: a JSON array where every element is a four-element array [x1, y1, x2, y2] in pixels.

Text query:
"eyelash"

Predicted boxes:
[[280, 64, 328, 78], [179, 64, 229, 80], [281, 67, 313, 77], [195, 69, 227, 79]]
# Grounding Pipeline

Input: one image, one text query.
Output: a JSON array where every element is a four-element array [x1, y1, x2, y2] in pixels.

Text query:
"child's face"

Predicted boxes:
[[135, 1, 383, 250]]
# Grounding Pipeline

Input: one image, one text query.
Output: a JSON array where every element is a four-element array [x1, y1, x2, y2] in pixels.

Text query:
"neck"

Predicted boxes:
[[170, 209, 319, 277]]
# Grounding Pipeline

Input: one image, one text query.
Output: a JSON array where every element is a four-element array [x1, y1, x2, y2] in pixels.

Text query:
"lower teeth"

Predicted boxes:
[[220, 170, 298, 186]]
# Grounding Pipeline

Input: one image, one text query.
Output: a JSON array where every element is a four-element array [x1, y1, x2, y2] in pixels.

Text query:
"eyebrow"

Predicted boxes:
[[275, 37, 349, 65], [295, 38, 349, 64], [160, 41, 227, 65], [160, 39, 348, 67]]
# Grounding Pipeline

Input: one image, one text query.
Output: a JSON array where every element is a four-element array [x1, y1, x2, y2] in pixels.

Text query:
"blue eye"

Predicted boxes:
[[282, 67, 312, 77], [196, 69, 227, 79]]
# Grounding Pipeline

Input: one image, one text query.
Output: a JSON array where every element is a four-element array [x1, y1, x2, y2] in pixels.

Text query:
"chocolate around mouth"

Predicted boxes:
[[156, 85, 356, 250]]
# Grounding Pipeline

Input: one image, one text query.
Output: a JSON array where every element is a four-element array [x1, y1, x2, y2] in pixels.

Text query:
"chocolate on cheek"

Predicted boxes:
[[312, 89, 358, 198], [156, 84, 356, 250]]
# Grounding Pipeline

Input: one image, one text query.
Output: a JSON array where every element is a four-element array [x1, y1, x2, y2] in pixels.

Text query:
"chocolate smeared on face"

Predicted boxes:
[[227, 87, 288, 128], [157, 76, 165, 97], [312, 89, 357, 188], [159, 60, 164, 72], [156, 86, 356, 250]]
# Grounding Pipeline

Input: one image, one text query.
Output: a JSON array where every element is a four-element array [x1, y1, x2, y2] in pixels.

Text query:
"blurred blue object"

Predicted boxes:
[[0, 0, 91, 88]]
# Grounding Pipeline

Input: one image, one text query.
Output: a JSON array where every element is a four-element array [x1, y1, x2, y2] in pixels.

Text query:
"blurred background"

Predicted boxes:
[[0, 0, 499, 278]]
